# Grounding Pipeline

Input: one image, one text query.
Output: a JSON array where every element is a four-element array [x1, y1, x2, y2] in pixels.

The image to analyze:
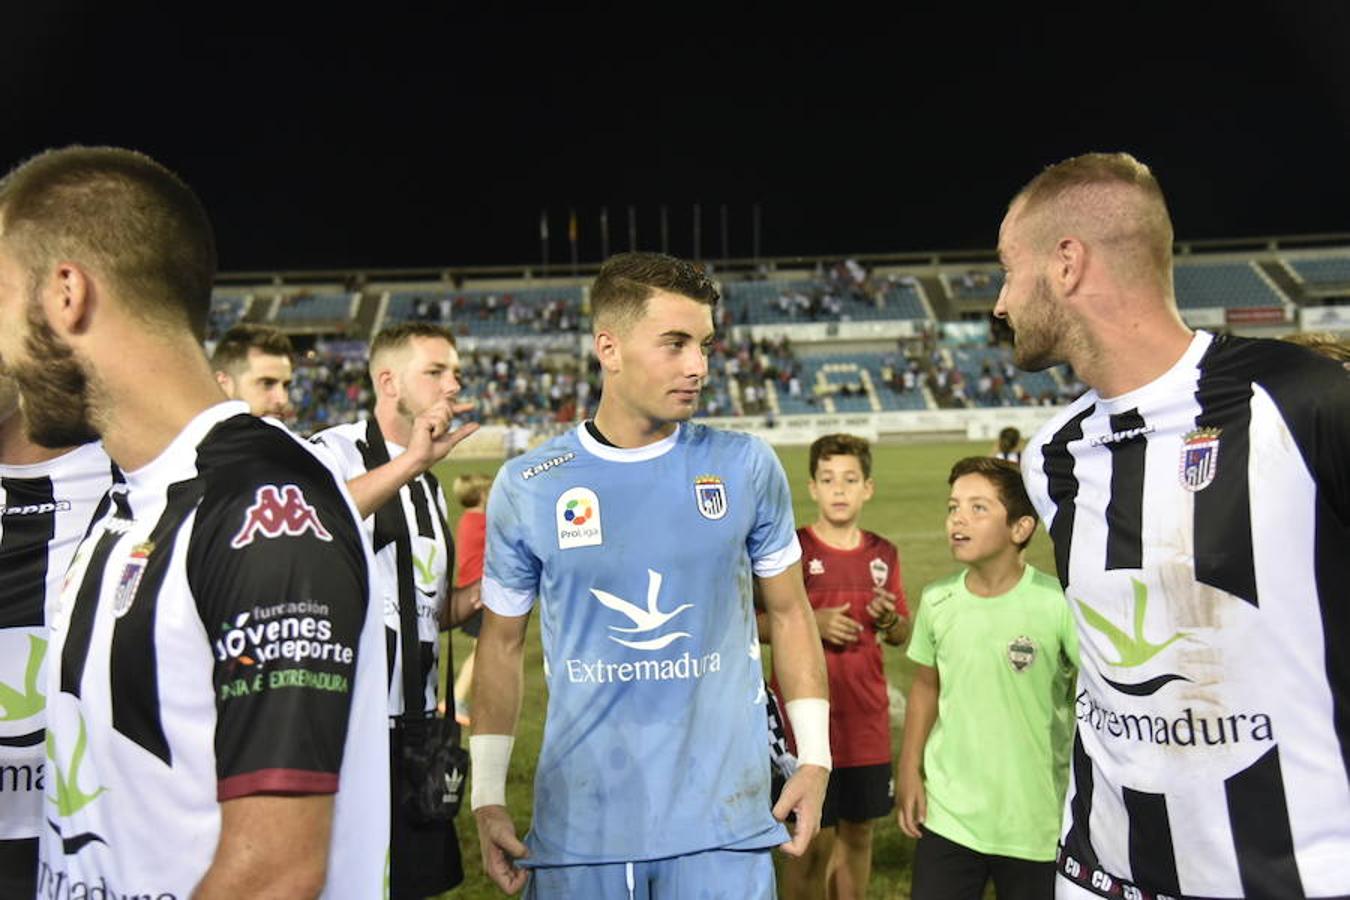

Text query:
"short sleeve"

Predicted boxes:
[[482, 477, 541, 614], [745, 437, 801, 577], [906, 586, 937, 668], [309, 429, 363, 481], [187, 474, 368, 801]]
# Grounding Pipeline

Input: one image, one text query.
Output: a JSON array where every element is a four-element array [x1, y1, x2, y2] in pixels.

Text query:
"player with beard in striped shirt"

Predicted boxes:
[[0, 146, 389, 900], [0, 375, 111, 898], [996, 152, 1350, 899]]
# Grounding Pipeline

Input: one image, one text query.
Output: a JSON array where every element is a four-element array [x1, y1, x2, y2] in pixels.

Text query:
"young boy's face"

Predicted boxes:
[[947, 473, 1020, 565], [808, 453, 874, 527]]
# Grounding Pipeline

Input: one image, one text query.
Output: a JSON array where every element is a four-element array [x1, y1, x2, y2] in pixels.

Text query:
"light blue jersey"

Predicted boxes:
[[483, 422, 799, 866]]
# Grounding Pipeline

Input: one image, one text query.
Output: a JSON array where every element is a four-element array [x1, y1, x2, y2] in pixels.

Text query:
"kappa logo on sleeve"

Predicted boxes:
[[230, 484, 334, 549]]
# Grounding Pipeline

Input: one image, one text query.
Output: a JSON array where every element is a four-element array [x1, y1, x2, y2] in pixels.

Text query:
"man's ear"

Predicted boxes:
[[594, 329, 621, 374], [214, 370, 235, 397], [1054, 237, 1086, 297], [50, 261, 95, 334]]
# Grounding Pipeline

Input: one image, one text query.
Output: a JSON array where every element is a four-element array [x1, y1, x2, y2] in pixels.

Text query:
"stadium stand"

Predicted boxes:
[[207, 293, 250, 341], [273, 291, 359, 327], [1172, 260, 1285, 309], [384, 285, 585, 336], [1285, 255, 1350, 289]]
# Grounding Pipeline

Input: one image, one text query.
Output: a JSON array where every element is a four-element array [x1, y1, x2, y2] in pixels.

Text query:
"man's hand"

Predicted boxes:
[[406, 399, 480, 474], [815, 604, 862, 646], [473, 805, 529, 894], [896, 766, 926, 839], [772, 764, 829, 856]]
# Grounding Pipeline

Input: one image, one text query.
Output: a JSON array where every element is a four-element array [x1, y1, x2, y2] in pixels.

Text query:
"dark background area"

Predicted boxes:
[[5, 3, 1349, 272]]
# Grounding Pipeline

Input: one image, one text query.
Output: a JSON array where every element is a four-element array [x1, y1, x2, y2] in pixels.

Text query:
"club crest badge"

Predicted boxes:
[[1179, 427, 1221, 492], [869, 557, 889, 587], [694, 475, 728, 521], [808, 558, 825, 576], [1007, 635, 1037, 673], [113, 541, 155, 618]]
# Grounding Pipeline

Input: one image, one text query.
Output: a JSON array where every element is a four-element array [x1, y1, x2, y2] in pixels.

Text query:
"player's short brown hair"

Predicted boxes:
[[368, 322, 458, 377], [0, 146, 217, 339], [809, 433, 873, 480], [591, 252, 719, 333], [452, 472, 494, 508], [210, 324, 294, 375], [948, 456, 1036, 550]]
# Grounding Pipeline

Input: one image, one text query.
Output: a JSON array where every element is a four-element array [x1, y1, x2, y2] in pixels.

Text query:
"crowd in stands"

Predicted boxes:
[[283, 333, 1074, 435], [401, 288, 585, 335]]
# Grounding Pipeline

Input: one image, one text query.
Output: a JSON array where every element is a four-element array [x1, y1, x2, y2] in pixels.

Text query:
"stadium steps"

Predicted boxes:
[[1258, 259, 1305, 304], [354, 291, 384, 339], [919, 274, 958, 320], [859, 369, 882, 413], [765, 381, 782, 415], [241, 294, 269, 323]]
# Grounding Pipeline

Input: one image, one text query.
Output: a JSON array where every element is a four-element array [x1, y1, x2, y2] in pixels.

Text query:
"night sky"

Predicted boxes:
[[6, 3, 1349, 272]]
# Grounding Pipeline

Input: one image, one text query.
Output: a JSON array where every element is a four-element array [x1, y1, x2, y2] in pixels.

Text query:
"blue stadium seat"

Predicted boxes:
[[1173, 262, 1282, 309]]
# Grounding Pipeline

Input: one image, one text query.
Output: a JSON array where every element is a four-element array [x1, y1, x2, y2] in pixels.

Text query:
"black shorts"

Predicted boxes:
[[820, 762, 895, 828], [911, 827, 1054, 900], [389, 731, 463, 899]]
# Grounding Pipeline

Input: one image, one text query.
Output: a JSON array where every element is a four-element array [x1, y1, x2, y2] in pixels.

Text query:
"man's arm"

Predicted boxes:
[[344, 400, 479, 518], [758, 563, 831, 856], [193, 796, 333, 899], [441, 578, 483, 630], [470, 608, 531, 895], [896, 663, 939, 838]]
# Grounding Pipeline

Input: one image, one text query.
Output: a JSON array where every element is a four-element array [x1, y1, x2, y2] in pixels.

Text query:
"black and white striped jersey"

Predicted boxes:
[[39, 403, 389, 899], [1023, 331, 1350, 899], [312, 419, 454, 719], [0, 442, 110, 886]]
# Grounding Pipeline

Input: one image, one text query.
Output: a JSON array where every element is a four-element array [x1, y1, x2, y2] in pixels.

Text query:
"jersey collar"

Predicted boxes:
[[575, 421, 681, 463]]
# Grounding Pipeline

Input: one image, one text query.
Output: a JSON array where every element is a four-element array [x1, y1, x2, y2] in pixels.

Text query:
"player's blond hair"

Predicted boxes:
[[1012, 152, 1174, 293]]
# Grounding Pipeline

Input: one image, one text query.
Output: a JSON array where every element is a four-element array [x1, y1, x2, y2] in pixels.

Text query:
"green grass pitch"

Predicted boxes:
[[431, 439, 1057, 898]]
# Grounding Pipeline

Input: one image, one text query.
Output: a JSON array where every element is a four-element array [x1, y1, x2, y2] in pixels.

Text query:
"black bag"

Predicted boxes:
[[397, 713, 469, 825], [359, 418, 470, 825]]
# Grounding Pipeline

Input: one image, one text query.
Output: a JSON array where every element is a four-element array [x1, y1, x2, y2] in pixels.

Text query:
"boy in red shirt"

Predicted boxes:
[[451, 472, 492, 723], [775, 433, 910, 900]]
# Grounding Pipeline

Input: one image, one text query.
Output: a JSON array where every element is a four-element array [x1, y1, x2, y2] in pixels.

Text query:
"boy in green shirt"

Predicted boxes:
[[897, 457, 1077, 899]]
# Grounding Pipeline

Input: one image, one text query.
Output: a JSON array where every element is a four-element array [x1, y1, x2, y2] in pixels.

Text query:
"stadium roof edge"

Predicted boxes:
[[213, 232, 1350, 288]]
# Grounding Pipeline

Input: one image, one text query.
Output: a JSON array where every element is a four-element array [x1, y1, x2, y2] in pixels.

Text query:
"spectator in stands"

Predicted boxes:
[[898, 458, 1076, 900], [210, 323, 295, 418]]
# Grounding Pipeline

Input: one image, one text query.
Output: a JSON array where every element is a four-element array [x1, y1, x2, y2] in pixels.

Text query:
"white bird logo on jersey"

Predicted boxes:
[[591, 569, 693, 651]]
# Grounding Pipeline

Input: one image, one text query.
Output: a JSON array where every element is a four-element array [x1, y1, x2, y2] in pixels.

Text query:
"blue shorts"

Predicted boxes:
[[524, 847, 776, 900]]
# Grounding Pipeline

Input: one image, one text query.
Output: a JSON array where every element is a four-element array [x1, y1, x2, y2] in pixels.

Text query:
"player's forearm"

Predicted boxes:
[[345, 454, 420, 519], [194, 796, 332, 900], [471, 612, 526, 736], [898, 672, 938, 776], [767, 599, 828, 702]]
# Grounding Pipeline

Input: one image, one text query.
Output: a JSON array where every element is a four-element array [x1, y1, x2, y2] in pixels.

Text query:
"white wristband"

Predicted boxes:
[[785, 698, 832, 771], [469, 734, 515, 810]]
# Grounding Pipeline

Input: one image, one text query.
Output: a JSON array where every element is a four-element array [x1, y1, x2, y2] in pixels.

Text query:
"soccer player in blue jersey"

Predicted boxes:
[[470, 252, 831, 898]]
